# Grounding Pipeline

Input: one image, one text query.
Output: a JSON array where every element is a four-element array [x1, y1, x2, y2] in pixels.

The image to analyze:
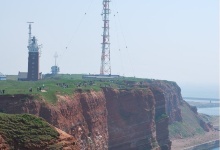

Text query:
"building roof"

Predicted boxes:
[[0, 72, 6, 78], [18, 72, 28, 79], [82, 74, 120, 79]]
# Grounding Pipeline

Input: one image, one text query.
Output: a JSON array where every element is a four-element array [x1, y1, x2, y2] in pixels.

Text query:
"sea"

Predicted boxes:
[[198, 107, 220, 116], [184, 98, 220, 150], [184, 98, 220, 116]]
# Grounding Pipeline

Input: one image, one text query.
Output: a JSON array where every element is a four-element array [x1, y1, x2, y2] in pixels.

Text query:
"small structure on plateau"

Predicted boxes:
[[51, 52, 60, 75], [0, 72, 6, 80]]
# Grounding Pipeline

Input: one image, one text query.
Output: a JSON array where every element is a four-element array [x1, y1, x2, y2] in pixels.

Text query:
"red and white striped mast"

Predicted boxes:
[[100, 0, 111, 75]]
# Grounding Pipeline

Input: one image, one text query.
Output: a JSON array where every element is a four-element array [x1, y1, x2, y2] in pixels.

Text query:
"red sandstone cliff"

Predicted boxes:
[[149, 80, 213, 132], [103, 87, 165, 150], [150, 80, 183, 124], [0, 86, 171, 150], [4, 79, 210, 149], [0, 92, 108, 150], [44, 91, 109, 149]]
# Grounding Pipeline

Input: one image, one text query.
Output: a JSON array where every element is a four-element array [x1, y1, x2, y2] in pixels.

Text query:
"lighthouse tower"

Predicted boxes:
[[27, 22, 40, 81]]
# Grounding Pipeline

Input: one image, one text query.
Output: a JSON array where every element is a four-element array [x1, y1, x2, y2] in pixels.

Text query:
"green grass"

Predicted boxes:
[[0, 74, 153, 103], [0, 78, 102, 103], [1, 74, 173, 104], [0, 113, 59, 149], [155, 114, 169, 122]]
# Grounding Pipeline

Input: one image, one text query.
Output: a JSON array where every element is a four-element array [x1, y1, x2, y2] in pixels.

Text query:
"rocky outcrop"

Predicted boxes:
[[150, 80, 183, 124], [183, 100, 213, 132], [0, 92, 108, 150], [55, 127, 80, 150], [152, 87, 171, 150], [0, 135, 10, 150], [1, 79, 197, 150], [0, 87, 171, 150], [149, 80, 213, 133], [104, 88, 161, 150]]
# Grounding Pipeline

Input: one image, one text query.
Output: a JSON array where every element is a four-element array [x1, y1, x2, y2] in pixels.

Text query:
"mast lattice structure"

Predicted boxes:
[[100, 0, 111, 75]]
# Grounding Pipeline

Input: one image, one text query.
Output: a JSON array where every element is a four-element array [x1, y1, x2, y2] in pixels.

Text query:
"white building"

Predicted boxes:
[[0, 72, 6, 80]]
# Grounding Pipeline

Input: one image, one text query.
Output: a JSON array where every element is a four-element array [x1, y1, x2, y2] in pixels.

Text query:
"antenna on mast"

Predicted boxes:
[[54, 52, 58, 66], [27, 22, 34, 46]]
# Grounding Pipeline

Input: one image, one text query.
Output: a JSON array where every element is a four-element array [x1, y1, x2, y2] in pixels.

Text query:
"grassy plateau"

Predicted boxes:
[[0, 74, 148, 103]]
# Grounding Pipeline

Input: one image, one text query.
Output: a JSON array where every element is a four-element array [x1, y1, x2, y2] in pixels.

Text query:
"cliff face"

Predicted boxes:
[[0, 81, 178, 150], [150, 81, 183, 124], [104, 88, 160, 150], [148, 80, 213, 140], [0, 88, 171, 150], [0, 92, 108, 150], [151, 87, 171, 150]]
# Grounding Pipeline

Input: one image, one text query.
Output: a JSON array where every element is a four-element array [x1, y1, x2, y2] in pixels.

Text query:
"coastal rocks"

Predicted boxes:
[[0, 87, 172, 149], [0, 93, 108, 150], [190, 106, 198, 115], [150, 81, 183, 124], [55, 127, 80, 150], [199, 118, 213, 132], [184, 100, 214, 132], [0, 80, 192, 150], [151, 87, 172, 149]]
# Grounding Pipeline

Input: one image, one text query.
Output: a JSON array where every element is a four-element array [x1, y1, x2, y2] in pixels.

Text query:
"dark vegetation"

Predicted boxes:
[[155, 114, 169, 122], [0, 113, 59, 149]]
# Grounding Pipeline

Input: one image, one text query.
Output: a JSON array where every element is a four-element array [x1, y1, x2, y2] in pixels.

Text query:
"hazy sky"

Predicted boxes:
[[0, 0, 219, 98]]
